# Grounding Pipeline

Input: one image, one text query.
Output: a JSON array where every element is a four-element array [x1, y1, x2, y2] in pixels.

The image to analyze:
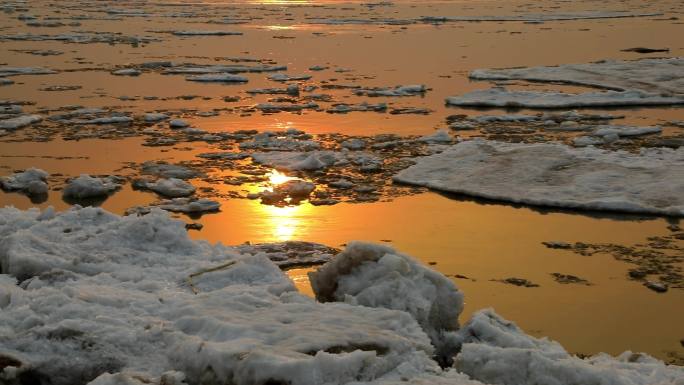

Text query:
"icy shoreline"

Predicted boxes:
[[1, 206, 682, 385]]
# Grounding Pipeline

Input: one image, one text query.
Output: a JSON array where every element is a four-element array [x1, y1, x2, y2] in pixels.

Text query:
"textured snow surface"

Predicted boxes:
[[62, 175, 121, 199], [469, 58, 684, 95], [145, 178, 196, 197], [309, 242, 463, 359], [0, 207, 436, 385], [394, 140, 684, 216], [0, 168, 48, 195], [454, 310, 684, 385], [446, 88, 684, 108], [0, 207, 682, 385]]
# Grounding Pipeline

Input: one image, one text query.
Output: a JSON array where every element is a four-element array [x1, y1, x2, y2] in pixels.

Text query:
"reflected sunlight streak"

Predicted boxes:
[[259, 203, 311, 242]]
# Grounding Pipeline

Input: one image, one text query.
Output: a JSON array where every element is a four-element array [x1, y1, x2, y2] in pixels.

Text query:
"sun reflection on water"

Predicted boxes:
[[259, 203, 311, 241], [268, 170, 295, 186]]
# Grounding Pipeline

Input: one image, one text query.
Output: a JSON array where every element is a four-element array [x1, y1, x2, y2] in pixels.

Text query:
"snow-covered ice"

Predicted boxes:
[[252, 151, 347, 171], [310, 242, 463, 359], [141, 162, 199, 179], [0, 66, 56, 77], [62, 175, 122, 199], [157, 198, 220, 214], [0, 114, 42, 130], [446, 88, 684, 108], [268, 73, 312, 82], [469, 58, 684, 95], [143, 113, 169, 122], [0, 168, 49, 196], [144, 178, 196, 198], [453, 309, 684, 385], [0, 208, 436, 385], [111, 69, 141, 76], [355, 85, 427, 97], [394, 139, 684, 216], [186, 74, 248, 83], [0, 207, 682, 384]]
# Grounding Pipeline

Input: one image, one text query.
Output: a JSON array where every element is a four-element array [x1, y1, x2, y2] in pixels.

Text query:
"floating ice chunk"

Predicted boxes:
[[171, 30, 243, 36], [143, 113, 169, 122], [394, 139, 684, 216], [233, 241, 338, 269], [309, 242, 464, 358], [256, 102, 318, 113], [80, 116, 133, 125], [327, 102, 388, 113], [454, 309, 684, 385], [186, 74, 248, 83], [268, 73, 312, 82], [341, 138, 367, 150], [169, 119, 189, 128], [469, 58, 684, 95], [355, 84, 427, 97], [419, 11, 663, 23], [449, 122, 476, 130], [573, 136, 604, 147], [145, 178, 196, 198], [239, 132, 320, 151], [0, 114, 42, 130], [141, 162, 199, 179], [111, 69, 141, 76], [252, 151, 346, 171], [157, 198, 220, 214], [469, 114, 539, 123], [446, 88, 684, 108], [247, 84, 299, 95], [255, 180, 316, 205], [196, 152, 249, 160], [0, 66, 56, 77], [163, 64, 286, 75], [541, 110, 620, 122], [592, 125, 662, 138], [420, 130, 453, 143], [0, 168, 48, 195], [63, 174, 122, 199], [328, 179, 355, 189]]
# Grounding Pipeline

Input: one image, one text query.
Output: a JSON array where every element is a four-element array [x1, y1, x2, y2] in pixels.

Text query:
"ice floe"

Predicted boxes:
[[469, 58, 684, 95], [0, 168, 49, 196], [157, 198, 220, 214], [355, 85, 428, 97], [141, 162, 199, 180], [143, 178, 196, 198], [186, 74, 248, 83], [62, 174, 122, 200], [394, 139, 684, 216], [0, 114, 42, 130], [446, 88, 684, 108], [252, 151, 346, 171], [268, 73, 312, 82], [0, 66, 56, 77]]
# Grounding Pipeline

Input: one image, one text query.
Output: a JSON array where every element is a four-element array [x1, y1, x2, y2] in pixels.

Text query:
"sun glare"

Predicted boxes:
[[268, 170, 295, 186]]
